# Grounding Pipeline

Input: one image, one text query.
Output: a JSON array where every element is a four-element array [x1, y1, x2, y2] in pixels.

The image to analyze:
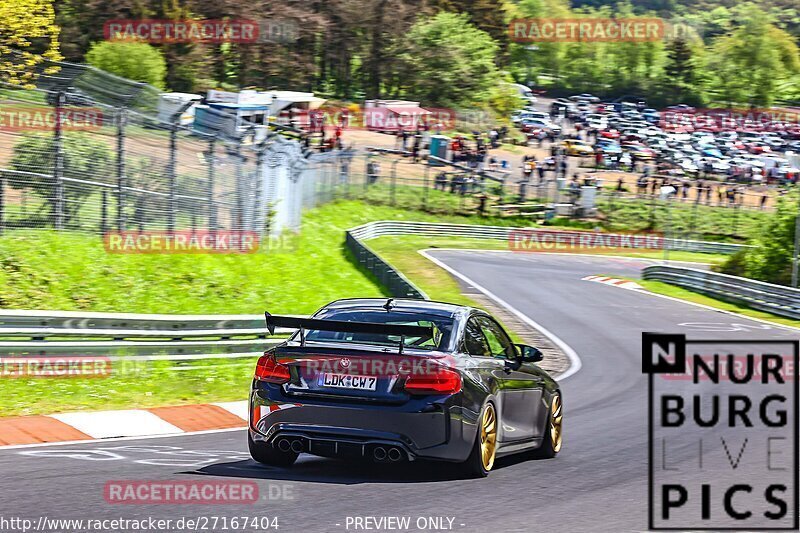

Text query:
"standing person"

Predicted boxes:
[[559, 156, 568, 178], [334, 125, 343, 150], [537, 164, 546, 184], [761, 193, 769, 210], [637, 174, 647, 197], [367, 160, 380, 184], [616, 177, 624, 192], [522, 155, 532, 181]]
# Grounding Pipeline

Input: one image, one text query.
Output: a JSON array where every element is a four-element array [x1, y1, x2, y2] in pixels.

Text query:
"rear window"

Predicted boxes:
[[299, 309, 454, 351]]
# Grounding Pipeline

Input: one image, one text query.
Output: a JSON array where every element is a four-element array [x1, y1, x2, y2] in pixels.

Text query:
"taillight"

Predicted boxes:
[[404, 367, 462, 395], [255, 355, 291, 384]]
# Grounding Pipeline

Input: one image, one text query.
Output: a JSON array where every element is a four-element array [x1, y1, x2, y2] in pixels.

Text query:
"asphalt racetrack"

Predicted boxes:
[[1, 252, 796, 532]]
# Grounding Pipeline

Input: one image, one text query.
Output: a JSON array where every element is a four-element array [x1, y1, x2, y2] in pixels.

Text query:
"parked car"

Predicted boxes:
[[561, 138, 594, 156]]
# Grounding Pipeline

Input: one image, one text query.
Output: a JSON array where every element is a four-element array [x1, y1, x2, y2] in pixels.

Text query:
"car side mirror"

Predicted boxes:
[[516, 344, 544, 363]]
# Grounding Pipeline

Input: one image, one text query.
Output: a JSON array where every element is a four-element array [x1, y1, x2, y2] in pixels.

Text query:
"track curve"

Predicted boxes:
[[1, 251, 796, 532]]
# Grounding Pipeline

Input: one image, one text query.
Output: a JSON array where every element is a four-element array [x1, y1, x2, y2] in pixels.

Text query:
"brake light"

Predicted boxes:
[[404, 367, 462, 395], [254, 355, 291, 384]]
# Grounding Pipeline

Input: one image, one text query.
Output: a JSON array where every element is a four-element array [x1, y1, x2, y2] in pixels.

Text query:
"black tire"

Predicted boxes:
[[462, 402, 497, 478], [532, 391, 563, 459], [248, 433, 298, 467]]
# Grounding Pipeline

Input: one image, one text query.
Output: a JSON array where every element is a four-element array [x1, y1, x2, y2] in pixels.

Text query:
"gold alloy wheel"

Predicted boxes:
[[480, 403, 498, 471], [550, 394, 563, 453]]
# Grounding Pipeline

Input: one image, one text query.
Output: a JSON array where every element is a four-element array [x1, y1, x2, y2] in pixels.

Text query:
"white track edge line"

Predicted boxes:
[[418, 249, 583, 381], [427, 248, 800, 332]]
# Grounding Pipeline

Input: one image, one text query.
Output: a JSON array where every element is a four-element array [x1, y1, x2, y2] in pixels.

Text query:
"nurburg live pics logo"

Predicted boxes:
[[642, 333, 799, 530]]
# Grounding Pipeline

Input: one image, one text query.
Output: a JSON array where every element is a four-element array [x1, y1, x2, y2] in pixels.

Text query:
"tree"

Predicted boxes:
[[658, 36, 705, 105], [0, 0, 61, 86], [719, 189, 799, 286], [705, 9, 800, 106], [398, 12, 500, 106], [434, 0, 509, 59], [5, 132, 113, 225], [86, 41, 167, 89]]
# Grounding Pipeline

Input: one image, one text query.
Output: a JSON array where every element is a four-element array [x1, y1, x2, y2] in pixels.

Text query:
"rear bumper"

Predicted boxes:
[[249, 386, 475, 462]]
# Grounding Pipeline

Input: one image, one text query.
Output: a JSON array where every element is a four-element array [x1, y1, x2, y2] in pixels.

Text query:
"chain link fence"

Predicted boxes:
[[0, 81, 358, 237]]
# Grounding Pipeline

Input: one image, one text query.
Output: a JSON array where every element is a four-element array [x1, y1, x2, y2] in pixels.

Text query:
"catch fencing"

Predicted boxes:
[[643, 265, 800, 320], [0, 58, 356, 237]]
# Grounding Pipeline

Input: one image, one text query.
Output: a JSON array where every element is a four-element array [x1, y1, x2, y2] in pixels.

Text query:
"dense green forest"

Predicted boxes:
[[3, 0, 799, 111]]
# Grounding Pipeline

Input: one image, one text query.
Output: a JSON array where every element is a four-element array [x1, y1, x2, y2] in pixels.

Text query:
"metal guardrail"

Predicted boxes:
[[348, 221, 747, 254], [0, 221, 747, 357], [643, 266, 800, 320], [345, 220, 744, 299], [0, 310, 293, 357], [345, 220, 744, 298], [0, 309, 292, 334], [344, 230, 427, 300]]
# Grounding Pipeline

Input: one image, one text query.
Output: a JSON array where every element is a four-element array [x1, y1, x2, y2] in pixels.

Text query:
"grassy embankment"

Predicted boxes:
[[0, 198, 778, 416]]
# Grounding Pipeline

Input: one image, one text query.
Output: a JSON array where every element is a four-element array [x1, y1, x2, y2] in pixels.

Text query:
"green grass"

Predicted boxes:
[[599, 196, 768, 242], [638, 280, 800, 330], [0, 200, 543, 416], [1, 358, 257, 417], [0, 198, 759, 417]]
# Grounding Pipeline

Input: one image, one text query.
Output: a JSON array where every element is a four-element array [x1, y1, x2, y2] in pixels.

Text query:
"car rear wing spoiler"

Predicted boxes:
[[264, 312, 439, 354]]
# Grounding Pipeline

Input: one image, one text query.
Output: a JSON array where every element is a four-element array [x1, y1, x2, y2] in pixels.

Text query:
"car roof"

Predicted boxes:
[[320, 298, 472, 319]]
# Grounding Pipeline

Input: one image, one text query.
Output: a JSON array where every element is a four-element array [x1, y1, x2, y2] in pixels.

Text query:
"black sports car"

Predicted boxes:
[[248, 298, 562, 477]]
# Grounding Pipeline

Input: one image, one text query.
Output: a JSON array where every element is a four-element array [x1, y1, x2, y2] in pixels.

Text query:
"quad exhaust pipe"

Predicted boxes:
[[275, 437, 305, 454], [275, 438, 404, 461], [387, 447, 402, 462], [373, 446, 387, 461], [372, 445, 404, 462]]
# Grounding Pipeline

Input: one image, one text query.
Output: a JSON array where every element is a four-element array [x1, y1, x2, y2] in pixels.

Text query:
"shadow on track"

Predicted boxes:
[[187, 453, 548, 485]]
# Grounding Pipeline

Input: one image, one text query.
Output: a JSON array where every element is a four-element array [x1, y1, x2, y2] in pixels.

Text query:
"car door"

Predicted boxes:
[[476, 316, 545, 442]]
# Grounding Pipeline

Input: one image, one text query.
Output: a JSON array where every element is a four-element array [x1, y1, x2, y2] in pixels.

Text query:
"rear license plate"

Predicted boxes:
[[320, 373, 377, 391]]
